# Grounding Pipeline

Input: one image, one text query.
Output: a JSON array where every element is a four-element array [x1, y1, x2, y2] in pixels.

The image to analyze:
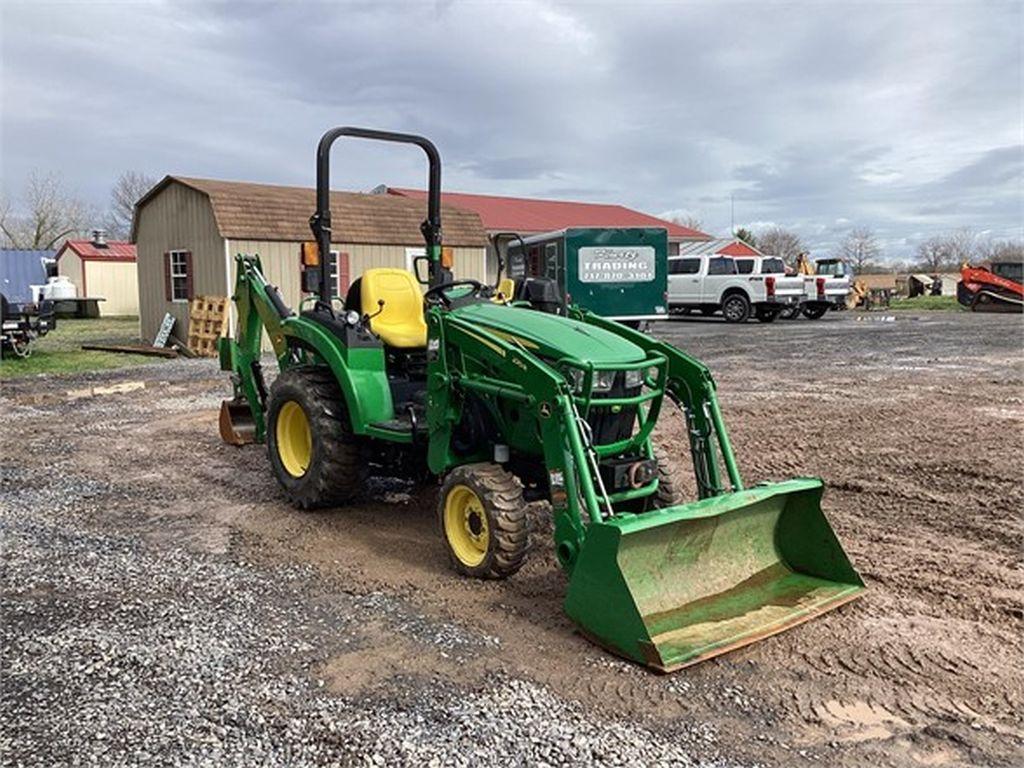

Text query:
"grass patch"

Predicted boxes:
[[0, 316, 168, 380], [888, 295, 962, 311]]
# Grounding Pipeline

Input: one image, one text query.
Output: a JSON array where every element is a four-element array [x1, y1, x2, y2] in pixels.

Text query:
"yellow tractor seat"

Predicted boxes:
[[360, 268, 428, 348], [493, 277, 516, 303]]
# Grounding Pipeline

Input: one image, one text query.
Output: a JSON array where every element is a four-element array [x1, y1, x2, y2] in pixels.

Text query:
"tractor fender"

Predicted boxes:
[[280, 319, 393, 432]]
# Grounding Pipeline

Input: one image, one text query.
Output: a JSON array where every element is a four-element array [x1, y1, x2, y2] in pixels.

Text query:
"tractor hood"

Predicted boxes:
[[449, 302, 645, 366]]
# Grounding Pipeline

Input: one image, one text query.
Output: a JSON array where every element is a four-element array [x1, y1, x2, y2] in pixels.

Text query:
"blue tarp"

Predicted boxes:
[[0, 249, 54, 302]]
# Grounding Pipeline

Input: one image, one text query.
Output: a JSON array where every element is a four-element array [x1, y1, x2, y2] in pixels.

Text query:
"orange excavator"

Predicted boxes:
[[957, 260, 1023, 312]]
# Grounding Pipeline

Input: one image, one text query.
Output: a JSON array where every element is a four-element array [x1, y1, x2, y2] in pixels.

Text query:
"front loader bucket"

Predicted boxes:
[[564, 478, 863, 672], [219, 398, 257, 445]]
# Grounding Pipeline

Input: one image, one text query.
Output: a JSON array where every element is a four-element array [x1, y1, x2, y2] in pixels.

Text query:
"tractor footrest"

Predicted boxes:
[[370, 419, 413, 434]]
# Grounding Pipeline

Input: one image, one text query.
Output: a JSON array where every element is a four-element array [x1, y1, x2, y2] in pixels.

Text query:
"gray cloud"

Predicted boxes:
[[1, 0, 1021, 258]]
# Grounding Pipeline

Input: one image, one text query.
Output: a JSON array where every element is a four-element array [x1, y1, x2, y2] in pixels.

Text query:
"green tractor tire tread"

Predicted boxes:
[[653, 445, 689, 508], [439, 463, 529, 579], [267, 367, 365, 510]]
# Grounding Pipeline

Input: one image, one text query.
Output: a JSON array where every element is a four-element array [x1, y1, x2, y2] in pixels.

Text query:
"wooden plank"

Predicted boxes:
[[81, 344, 179, 359]]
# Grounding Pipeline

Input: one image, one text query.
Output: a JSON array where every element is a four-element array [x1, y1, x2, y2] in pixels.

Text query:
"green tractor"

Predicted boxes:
[[219, 127, 864, 672]]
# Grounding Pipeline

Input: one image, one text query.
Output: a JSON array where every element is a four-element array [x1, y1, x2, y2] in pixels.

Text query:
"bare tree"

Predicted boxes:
[[106, 171, 156, 239], [944, 227, 977, 266], [913, 228, 993, 273], [990, 240, 1024, 261], [0, 171, 92, 249], [835, 226, 881, 271], [669, 213, 704, 233], [914, 236, 949, 273], [756, 226, 804, 262]]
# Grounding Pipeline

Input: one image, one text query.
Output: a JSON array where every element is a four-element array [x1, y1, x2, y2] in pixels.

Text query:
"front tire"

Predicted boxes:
[[652, 445, 689, 508], [266, 367, 365, 510], [438, 463, 528, 579], [721, 293, 751, 323], [779, 304, 801, 320]]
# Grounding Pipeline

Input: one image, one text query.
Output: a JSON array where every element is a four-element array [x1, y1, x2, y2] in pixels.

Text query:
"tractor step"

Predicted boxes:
[[370, 405, 424, 437]]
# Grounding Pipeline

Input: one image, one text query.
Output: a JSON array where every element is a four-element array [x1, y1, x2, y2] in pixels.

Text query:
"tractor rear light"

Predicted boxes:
[[441, 246, 454, 269], [766, 276, 776, 297], [817, 277, 826, 298], [300, 241, 320, 266]]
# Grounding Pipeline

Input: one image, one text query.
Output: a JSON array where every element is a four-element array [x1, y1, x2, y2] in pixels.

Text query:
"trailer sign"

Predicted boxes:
[[578, 246, 656, 283]]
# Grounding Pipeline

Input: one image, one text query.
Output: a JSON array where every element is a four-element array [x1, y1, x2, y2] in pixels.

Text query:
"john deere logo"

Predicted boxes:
[[538, 402, 552, 419]]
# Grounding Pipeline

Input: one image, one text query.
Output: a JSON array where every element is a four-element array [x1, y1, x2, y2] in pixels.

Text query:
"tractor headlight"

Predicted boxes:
[[564, 368, 615, 393], [565, 368, 584, 392], [345, 310, 361, 326], [624, 369, 644, 389], [592, 370, 616, 392]]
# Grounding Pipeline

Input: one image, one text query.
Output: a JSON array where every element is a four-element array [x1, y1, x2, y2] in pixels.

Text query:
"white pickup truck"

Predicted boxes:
[[795, 258, 853, 319], [668, 254, 804, 323]]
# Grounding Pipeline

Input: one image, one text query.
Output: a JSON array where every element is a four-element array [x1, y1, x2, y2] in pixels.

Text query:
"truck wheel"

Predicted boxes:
[[721, 293, 751, 323], [779, 304, 801, 320], [438, 463, 528, 579], [267, 367, 365, 510], [755, 306, 780, 323], [653, 445, 688, 508], [801, 305, 828, 320]]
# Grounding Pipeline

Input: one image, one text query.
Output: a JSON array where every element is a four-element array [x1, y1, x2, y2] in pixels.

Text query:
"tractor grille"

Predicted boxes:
[[587, 384, 641, 446]]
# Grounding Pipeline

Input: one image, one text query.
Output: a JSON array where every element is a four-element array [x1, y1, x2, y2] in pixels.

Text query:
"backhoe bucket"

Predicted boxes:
[[219, 398, 257, 445], [564, 478, 864, 672]]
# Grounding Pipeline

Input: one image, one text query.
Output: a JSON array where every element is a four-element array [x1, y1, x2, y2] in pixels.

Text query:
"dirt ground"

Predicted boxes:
[[3, 310, 1022, 766]]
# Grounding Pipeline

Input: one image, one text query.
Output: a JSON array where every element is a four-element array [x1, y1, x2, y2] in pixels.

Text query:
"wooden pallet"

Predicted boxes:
[[187, 295, 229, 357]]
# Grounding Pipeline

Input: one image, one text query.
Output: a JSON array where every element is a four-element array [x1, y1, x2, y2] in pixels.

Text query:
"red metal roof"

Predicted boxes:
[[57, 240, 137, 262], [387, 188, 710, 240], [718, 241, 760, 257]]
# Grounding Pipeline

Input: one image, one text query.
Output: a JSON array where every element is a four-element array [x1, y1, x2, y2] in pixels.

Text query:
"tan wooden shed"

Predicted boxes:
[[55, 233, 139, 316], [131, 176, 488, 346]]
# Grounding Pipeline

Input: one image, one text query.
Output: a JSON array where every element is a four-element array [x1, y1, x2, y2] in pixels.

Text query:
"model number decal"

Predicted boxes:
[[578, 246, 656, 284]]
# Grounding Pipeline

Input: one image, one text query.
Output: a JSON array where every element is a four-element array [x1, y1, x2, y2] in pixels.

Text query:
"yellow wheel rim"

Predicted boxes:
[[443, 484, 489, 567], [276, 401, 312, 478]]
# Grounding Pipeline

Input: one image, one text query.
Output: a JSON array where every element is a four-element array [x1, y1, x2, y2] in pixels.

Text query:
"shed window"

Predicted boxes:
[[164, 250, 193, 302]]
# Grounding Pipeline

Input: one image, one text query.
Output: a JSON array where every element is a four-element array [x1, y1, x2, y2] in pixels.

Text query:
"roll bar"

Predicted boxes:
[[309, 127, 444, 303]]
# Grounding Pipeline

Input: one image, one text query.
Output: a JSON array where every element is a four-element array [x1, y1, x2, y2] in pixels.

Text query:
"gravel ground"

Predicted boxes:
[[1, 447, 727, 767], [2, 309, 1022, 767]]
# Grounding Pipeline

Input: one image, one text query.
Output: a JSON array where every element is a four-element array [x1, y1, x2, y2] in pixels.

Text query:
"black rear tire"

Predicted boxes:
[[721, 293, 751, 323], [756, 306, 780, 323], [266, 367, 365, 510], [438, 463, 528, 579], [779, 304, 801, 320], [801, 305, 828, 320]]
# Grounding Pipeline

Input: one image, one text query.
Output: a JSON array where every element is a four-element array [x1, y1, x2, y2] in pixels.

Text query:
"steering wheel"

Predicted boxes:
[[424, 279, 487, 307]]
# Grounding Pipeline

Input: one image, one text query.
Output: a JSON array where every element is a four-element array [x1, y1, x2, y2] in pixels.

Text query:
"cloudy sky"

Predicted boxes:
[[2, 0, 1021, 257]]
